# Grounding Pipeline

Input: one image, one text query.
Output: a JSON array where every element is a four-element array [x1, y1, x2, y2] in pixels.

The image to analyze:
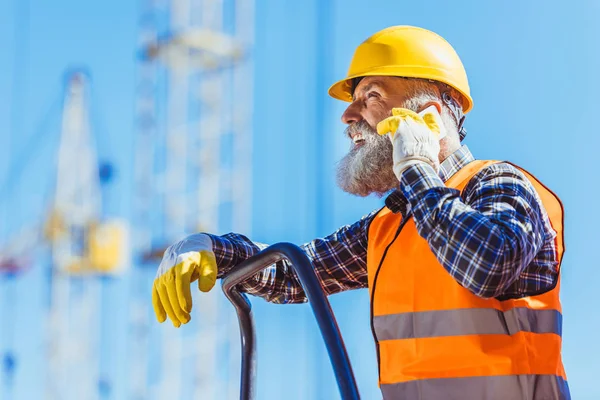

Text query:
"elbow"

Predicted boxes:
[[457, 269, 505, 298], [442, 223, 534, 299], [460, 257, 526, 299], [458, 248, 517, 299], [463, 228, 527, 299]]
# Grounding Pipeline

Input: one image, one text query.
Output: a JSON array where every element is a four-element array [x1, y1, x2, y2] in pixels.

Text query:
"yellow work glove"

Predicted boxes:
[[152, 233, 217, 327], [376, 107, 443, 178]]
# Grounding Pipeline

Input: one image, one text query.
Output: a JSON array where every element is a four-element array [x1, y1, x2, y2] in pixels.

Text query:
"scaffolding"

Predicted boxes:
[[134, 0, 254, 398]]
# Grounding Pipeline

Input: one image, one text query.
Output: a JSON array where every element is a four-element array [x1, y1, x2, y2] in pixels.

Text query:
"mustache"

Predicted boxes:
[[344, 120, 377, 139]]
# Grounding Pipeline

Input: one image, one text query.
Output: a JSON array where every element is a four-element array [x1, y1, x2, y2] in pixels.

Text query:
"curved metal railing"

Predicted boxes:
[[221, 242, 360, 400]]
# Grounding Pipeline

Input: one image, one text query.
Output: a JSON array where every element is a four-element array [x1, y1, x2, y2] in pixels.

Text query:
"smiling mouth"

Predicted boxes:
[[352, 134, 365, 147]]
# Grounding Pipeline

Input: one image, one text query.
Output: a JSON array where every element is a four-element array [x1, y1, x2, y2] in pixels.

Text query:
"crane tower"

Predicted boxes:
[[45, 70, 128, 400]]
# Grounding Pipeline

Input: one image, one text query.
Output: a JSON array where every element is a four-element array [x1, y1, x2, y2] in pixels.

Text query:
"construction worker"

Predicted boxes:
[[152, 26, 569, 399]]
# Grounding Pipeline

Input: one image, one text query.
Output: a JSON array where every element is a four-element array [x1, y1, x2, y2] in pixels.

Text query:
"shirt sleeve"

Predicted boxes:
[[207, 210, 377, 304], [399, 161, 551, 298]]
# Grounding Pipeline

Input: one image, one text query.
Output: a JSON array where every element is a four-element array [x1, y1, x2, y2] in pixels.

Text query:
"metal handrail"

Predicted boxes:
[[221, 242, 360, 400]]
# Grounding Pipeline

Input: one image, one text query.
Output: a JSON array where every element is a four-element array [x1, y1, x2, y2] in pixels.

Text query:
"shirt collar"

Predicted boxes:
[[438, 145, 475, 183], [384, 145, 475, 214]]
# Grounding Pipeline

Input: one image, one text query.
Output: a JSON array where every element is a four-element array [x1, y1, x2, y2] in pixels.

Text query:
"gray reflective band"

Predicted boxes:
[[374, 307, 562, 341], [381, 374, 570, 400]]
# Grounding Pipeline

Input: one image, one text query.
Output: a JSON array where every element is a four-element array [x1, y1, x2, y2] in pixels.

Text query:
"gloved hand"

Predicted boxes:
[[376, 107, 443, 179], [152, 233, 217, 327]]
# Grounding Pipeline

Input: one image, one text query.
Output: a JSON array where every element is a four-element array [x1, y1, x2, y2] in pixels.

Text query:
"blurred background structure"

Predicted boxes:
[[45, 69, 124, 400], [1, 0, 600, 399], [132, 0, 252, 398]]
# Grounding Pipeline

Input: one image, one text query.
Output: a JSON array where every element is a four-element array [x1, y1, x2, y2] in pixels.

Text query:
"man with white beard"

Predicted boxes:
[[152, 26, 570, 399]]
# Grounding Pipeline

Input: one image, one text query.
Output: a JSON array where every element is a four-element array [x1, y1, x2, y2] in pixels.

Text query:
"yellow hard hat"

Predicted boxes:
[[328, 26, 473, 113]]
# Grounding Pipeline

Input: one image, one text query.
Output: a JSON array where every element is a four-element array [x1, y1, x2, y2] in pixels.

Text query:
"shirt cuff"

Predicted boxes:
[[204, 233, 235, 277], [399, 162, 445, 202]]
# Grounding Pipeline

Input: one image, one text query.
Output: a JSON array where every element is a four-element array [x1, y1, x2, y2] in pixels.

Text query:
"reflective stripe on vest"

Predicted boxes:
[[381, 374, 571, 400], [367, 160, 568, 399], [374, 307, 562, 340]]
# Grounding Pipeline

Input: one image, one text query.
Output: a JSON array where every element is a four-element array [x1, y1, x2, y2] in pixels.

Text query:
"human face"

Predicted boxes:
[[336, 76, 460, 196], [336, 77, 415, 197]]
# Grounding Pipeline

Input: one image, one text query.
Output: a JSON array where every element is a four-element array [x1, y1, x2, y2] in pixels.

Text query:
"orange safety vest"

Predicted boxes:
[[367, 160, 569, 400]]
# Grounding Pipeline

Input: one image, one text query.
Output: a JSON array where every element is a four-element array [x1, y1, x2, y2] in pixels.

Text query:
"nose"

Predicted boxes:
[[341, 101, 361, 125]]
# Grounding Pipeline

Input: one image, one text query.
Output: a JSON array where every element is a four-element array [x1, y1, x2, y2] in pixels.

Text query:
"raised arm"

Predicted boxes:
[[400, 162, 555, 298]]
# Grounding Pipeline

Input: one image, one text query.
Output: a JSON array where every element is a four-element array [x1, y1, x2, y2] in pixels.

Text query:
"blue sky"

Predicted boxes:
[[1, 0, 599, 399]]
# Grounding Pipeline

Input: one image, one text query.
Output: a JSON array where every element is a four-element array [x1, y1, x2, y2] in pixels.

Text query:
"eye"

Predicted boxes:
[[366, 91, 379, 100]]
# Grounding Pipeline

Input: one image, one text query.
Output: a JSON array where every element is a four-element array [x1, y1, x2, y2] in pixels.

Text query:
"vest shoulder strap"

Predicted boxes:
[[445, 159, 498, 191]]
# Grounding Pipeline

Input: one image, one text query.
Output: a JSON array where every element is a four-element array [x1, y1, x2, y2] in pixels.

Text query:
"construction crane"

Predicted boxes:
[[0, 67, 128, 399], [44, 70, 129, 400], [133, 0, 254, 398]]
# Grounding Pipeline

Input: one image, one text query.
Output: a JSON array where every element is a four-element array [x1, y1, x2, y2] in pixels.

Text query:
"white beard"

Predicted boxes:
[[336, 121, 399, 197]]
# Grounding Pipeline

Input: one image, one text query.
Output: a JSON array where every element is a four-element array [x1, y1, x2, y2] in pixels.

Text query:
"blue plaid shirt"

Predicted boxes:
[[210, 145, 559, 303]]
